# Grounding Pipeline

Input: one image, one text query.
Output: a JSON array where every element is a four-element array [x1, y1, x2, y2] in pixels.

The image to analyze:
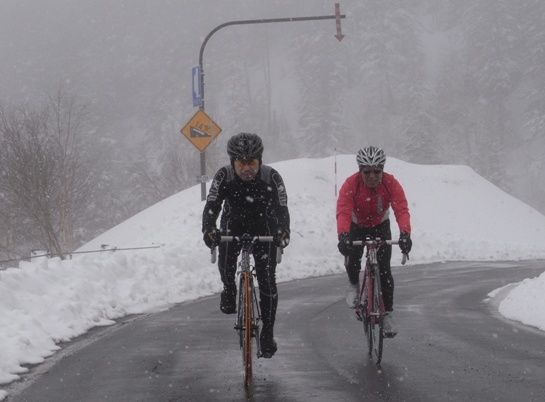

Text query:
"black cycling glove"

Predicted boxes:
[[399, 231, 412, 254], [337, 232, 352, 256], [275, 228, 290, 248], [203, 227, 220, 249]]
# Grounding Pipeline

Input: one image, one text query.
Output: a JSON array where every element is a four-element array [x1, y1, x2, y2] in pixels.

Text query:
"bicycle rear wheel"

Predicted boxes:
[[241, 272, 253, 386], [370, 264, 384, 364]]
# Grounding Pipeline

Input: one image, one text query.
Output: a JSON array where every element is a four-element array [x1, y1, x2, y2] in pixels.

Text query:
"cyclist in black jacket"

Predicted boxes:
[[202, 132, 290, 358]]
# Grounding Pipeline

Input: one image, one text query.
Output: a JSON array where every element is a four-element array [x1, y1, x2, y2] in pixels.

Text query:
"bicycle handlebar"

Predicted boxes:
[[351, 239, 408, 265], [351, 239, 398, 246], [210, 234, 282, 264], [219, 235, 274, 243]]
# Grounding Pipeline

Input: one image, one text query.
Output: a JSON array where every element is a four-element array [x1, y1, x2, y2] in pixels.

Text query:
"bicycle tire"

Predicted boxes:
[[362, 297, 372, 356], [236, 275, 244, 349], [242, 272, 253, 386], [370, 264, 384, 364], [250, 274, 261, 356], [361, 271, 373, 356]]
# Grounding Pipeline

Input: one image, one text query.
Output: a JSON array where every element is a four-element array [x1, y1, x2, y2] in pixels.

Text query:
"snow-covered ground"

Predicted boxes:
[[1, 155, 545, 400]]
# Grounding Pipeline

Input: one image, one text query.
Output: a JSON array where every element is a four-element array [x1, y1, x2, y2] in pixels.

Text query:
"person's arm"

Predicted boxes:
[[202, 167, 227, 231], [336, 175, 356, 236], [271, 169, 290, 231], [389, 177, 411, 235]]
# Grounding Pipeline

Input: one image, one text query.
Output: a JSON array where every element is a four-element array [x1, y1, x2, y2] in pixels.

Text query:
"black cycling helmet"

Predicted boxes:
[[356, 146, 386, 168], [227, 133, 264, 161]]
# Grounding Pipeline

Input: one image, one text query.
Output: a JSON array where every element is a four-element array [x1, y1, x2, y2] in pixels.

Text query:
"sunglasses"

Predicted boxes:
[[361, 169, 383, 175], [234, 158, 259, 168]]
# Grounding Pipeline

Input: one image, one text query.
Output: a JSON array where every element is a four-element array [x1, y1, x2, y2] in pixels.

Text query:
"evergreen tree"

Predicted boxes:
[[520, 0, 545, 140], [348, 1, 427, 154], [295, 29, 350, 157]]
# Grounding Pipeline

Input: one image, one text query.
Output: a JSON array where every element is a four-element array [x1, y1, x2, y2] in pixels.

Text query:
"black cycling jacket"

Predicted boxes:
[[202, 164, 290, 235]]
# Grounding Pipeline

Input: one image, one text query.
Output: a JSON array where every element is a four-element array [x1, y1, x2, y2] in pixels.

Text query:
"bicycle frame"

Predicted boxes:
[[352, 238, 406, 364]]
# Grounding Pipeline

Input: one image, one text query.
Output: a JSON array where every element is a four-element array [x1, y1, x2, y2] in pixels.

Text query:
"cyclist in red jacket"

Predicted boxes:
[[336, 146, 412, 337]]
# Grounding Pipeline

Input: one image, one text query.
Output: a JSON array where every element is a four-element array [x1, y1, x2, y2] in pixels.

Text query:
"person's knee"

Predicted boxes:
[[258, 279, 277, 296]]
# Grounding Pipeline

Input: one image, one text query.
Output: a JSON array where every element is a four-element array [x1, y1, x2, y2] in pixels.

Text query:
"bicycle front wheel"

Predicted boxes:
[[241, 272, 253, 386], [362, 297, 372, 356], [370, 264, 384, 364], [236, 275, 245, 349], [358, 269, 373, 356]]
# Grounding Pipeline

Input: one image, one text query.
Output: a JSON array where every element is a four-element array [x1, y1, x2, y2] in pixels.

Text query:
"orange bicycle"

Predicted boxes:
[[212, 234, 281, 386], [352, 238, 406, 364]]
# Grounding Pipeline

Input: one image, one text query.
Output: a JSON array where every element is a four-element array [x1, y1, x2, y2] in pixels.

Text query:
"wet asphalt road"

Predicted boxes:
[[7, 261, 545, 402]]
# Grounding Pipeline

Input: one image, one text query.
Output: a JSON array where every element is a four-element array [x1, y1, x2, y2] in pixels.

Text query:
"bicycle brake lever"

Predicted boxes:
[[277, 247, 284, 264], [211, 247, 217, 264]]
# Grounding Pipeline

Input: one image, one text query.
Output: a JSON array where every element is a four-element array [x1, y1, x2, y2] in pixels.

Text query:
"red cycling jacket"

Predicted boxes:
[[336, 171, 411, 236]]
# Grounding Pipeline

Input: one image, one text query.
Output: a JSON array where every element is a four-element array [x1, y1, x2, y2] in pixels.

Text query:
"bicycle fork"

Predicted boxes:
[[355, 264, 382, 323], [234, 271, 262, 351], [355, 274, 368, 322]]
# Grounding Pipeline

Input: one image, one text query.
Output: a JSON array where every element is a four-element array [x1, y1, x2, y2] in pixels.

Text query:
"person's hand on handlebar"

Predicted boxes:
[[337, 232, 353, 256], [275, 227, 290, 248], [203, 227, 220, 249], [398, 231, 412, 255]]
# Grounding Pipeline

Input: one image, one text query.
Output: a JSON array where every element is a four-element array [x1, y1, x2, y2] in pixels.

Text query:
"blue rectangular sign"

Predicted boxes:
[[192, 66, 202, 107]]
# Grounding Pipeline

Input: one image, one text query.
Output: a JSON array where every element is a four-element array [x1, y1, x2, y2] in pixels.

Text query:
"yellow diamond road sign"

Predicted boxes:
[[181, 109, 222, 152]]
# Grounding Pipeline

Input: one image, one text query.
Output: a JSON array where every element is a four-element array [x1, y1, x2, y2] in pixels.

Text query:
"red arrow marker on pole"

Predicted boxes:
[[334, 3, 345, 41]]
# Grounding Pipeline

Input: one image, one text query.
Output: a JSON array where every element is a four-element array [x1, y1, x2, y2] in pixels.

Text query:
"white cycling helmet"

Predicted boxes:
[[356, 146, 386, 168]]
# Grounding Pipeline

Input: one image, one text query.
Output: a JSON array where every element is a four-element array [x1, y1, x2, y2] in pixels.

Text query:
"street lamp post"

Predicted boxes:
[[196, 7, 346, 201]]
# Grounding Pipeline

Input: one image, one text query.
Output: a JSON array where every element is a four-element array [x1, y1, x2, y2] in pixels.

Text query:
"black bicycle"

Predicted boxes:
[[212, 233, 281, 386], [352, 238, 407, 364]]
